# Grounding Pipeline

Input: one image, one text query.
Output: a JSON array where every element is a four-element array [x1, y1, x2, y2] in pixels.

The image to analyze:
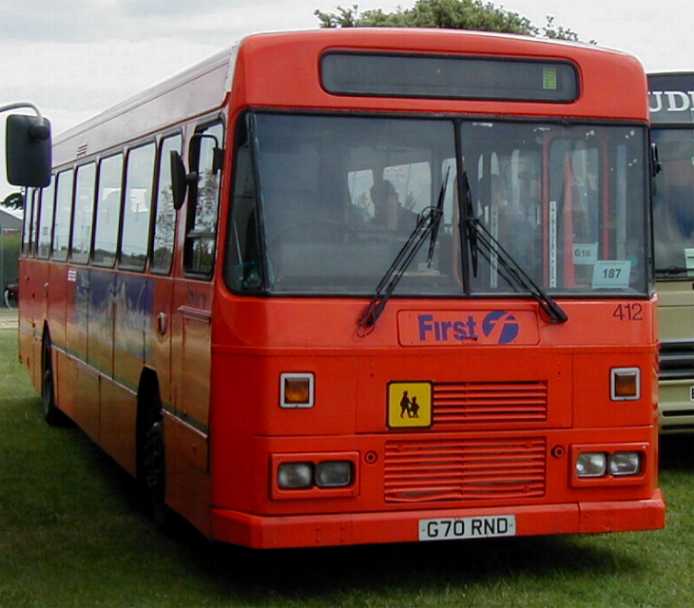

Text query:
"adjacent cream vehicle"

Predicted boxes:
[[649, 72, 694, 432]]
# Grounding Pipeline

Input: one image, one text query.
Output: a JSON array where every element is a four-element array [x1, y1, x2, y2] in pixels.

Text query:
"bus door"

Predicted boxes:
[[30, 188, 46, 390], [68, 162, 99, 440], [145, 134, 182, 418], [18, 188, 36, 378], [36, 178, 58, 390], [169, 120, 224, 532]]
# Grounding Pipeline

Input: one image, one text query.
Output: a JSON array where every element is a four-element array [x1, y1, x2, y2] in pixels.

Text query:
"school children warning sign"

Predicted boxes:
[[388, 382, 432, 428]]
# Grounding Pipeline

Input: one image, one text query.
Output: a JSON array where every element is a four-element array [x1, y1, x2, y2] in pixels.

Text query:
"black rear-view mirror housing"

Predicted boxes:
[[5, 114, 52, 187]]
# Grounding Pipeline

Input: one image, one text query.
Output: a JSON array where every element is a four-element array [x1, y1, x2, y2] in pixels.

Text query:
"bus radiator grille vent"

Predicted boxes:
[[383, 437, 546, 503], [432, 381, 548, 428], [659, 341, 694, 381]]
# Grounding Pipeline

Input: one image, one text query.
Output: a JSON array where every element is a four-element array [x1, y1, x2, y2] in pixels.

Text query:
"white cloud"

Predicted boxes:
[[2, 38, 221, 117], [119, 0, 221, 17], [504, 1, 694, 71], [4, 0, 694, 197]]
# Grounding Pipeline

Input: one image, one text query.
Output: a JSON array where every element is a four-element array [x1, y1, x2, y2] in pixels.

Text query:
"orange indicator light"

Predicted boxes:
[[611, 368, 640, 401], [280, 373, 314, 408], [285, 379, 310, 403]]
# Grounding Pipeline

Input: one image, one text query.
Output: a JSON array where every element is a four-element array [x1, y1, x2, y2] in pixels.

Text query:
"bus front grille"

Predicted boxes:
[[659, 341, 694, 380], [432, 381, 548, 428], [384, 437, 546, 503]]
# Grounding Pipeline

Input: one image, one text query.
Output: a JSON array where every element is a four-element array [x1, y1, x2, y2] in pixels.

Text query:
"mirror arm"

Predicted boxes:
[[0, 101, 43, 119], [1, 103, 49, 141], [213, 148, 225, 173]]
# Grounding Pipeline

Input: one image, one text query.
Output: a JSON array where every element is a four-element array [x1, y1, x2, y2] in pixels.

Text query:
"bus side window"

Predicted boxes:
[[52, 170, 74, 261], [184, 122, 224, 277], [37, 176, 56, 259], [383, 161, 431, 215], [31, 187, 40, 256], [71, 163, 97, 264], [21, 188, 34, 255], [347, 169, 374, 222], [93, 153, 123, 267], [120, 142, 156, 271], [150, 134, 182, 274]]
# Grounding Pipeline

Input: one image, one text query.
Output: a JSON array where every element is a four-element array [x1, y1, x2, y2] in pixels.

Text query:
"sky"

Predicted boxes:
[[2, 0, 692, 201]]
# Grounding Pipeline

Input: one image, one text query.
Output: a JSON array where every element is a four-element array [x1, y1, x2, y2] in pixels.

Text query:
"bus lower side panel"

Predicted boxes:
[[163, 411, 212, 536], [52, 348, 212, 536], [18, 318, 41, 395], [210, 491, 665, 549], [56, 348, 125, 461]]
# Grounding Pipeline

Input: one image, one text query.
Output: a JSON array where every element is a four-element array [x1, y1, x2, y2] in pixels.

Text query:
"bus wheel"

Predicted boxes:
[[142, 416, 168, 526], [41, 340, 64, 426]]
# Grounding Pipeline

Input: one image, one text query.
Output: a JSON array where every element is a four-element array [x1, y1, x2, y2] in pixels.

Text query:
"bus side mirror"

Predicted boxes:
[[5, 114, 52, 187], [170, 150, 196, 211]]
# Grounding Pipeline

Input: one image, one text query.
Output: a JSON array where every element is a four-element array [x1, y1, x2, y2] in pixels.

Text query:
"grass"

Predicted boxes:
[[1, 329, 693, 608]]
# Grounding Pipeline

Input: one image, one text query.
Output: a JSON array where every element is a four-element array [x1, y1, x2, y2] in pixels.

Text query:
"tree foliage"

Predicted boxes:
[[1, 192, 23, 210], [315, 0, 585, 42]]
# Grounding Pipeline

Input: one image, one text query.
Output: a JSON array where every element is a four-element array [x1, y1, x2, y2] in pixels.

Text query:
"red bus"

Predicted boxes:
[[17, 30, 664, 549]]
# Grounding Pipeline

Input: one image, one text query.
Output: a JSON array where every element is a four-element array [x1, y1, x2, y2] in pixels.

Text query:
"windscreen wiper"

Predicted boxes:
[[461, 171, 568, 324], [358, 206, 444, 332], [426, 166, 451, 267], [462, 171, 478, 277], [358, 175, 451, 332]]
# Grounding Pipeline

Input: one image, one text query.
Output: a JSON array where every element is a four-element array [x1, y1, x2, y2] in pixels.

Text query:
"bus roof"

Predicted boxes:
[[649, 71, 694, 77], [53, 29, 648, 167], [53, 45, 236, 166]]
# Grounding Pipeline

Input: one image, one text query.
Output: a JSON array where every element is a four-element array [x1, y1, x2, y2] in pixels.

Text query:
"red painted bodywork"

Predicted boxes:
[[18, 30, 663, 549]]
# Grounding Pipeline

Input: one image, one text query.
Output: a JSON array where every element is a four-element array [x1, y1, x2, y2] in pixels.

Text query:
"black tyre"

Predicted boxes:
[[42, 340, 65, 426], [142, 416, 169, 526]]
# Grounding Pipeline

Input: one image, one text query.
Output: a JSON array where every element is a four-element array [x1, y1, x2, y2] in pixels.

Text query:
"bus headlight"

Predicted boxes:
[[277, 462, 313, 489], [576, 453, 607, 478], [608, 452, 641, 476], [316, 461, 352, 488]]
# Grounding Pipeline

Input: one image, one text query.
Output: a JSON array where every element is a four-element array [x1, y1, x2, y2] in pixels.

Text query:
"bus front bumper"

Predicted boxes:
[[210, 490, 665, 549], [659, 379, 694, 433]]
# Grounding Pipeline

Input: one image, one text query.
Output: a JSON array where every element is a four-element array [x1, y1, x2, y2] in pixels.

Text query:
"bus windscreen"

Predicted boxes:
[[652, 127, 694, 276], [227, 113, 648, 297]]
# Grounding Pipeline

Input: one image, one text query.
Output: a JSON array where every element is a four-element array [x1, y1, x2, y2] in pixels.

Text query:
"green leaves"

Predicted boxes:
[[314, 1, 587, 42], [1, 192, 23, 210]]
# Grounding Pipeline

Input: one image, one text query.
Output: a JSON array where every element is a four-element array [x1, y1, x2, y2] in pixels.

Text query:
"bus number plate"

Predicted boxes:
[[419, 515, 516, 541]]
